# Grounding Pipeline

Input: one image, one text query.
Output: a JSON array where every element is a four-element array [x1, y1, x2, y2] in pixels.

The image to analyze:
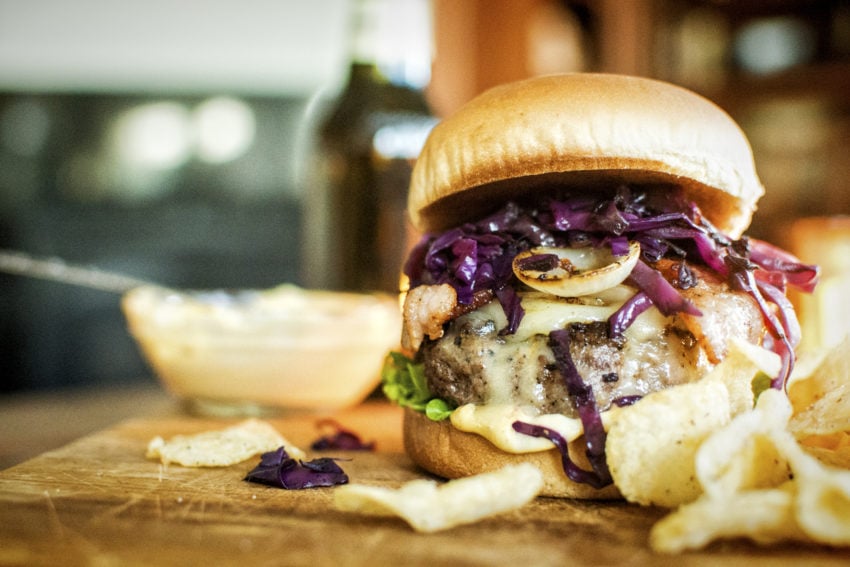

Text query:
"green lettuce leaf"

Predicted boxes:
[[751, 371, 773, 404], [381, 351, 453, 421]]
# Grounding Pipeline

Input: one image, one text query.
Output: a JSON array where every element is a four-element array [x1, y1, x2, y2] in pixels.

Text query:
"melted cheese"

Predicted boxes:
[[450, 402, 622, 454], [462, 286, 669, 343], [450, 404, 580, 453], [446, 285, 672, 453]]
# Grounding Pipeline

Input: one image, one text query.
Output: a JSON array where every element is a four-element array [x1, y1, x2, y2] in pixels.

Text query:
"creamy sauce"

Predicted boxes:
[[126, 284, 400, 342], [122, 284, 402, 410]]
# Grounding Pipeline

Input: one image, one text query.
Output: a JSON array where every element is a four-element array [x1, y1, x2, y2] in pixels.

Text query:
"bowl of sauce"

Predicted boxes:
[[122, 284, 401, 416]]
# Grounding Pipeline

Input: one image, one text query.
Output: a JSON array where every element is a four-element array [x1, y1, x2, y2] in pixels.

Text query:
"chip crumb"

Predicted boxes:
[[146, 419, 304, 467], [333, 463, 543, 533]]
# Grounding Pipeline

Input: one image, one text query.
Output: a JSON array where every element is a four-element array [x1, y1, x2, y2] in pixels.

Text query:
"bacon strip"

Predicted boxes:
[[401, 284, 458, 352]]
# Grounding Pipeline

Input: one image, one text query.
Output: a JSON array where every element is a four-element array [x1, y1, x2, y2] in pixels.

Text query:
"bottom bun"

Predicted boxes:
[[403, 408, 621, 499]]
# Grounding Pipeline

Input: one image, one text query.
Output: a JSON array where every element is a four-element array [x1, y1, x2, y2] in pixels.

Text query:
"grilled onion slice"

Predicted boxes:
[[512, 241, 641, 298]]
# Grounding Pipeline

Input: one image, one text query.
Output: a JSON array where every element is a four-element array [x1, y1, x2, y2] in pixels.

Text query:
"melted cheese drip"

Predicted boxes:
[[450, 402, 622, 454]]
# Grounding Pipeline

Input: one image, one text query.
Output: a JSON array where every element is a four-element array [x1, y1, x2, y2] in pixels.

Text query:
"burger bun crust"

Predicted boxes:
[[403, 408, 621, 499], [408, 73, 763, 238]]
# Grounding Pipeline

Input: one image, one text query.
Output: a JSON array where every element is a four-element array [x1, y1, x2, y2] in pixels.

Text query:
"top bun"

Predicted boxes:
[[409, 73, 763, 238]]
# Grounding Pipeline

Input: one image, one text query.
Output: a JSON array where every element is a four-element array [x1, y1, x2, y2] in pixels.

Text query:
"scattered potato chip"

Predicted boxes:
[[786, 347, 828, 400], [780, 425, 850, 545], [146, 419, 304, 467], [334, 463, 543, 532], [791, 385, 850, 436], [650, 389, 850, 552], [789, 341, 850, 426]]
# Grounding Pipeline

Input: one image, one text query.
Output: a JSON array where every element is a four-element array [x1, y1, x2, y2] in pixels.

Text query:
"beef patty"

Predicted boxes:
[[421, 265, 763, 418]]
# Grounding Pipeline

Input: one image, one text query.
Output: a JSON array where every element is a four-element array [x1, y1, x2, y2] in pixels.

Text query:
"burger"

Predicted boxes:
[[381, 73, 818, 499]]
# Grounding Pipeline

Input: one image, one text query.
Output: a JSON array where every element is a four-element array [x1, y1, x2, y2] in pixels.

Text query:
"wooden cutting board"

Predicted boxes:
[[0, 400, 845, 566]]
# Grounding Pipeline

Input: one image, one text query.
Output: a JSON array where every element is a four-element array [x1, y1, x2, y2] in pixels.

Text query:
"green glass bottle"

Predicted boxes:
[[302, 0, 436, 293]]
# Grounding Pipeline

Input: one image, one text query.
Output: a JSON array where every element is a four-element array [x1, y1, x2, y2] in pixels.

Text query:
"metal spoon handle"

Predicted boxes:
[[0, 249, 153, 293]]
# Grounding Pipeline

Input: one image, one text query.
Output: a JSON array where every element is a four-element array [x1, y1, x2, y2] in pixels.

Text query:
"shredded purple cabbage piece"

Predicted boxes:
[[548, 328, 612, 486], [749, 238, 818, 293], [512, 421, 611, 489], [609, 291, 652, 340], [627, 260, 702, 318], [244, 447, 349, 490], [310, 419, 376, 451]]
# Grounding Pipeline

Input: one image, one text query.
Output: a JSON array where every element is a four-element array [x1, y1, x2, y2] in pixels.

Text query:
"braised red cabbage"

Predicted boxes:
[[547, 328, 612, 487], [513, 421, 609, 488], [626, 259, 701, 318], [244, 447, 349, 489], [310, 419, 376, 451], [609, 291, 652, 340]]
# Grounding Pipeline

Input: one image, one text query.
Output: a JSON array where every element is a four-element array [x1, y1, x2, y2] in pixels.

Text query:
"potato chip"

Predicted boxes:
[[333, 463, 543, 533], [789, 344, 850, 436], [694, 388, 792, 499], [788, 336, 850, 469], [605, 339, 780, 508], [798, 432, 850, 469], [605, 379, 730, 507], [649, 484, 807, 553], [779, 425, 850, 545], [786, 347, 828, 396], [704, 337, 779, 414], [789, 335, 850, 412], [791, 385, 850, 437], [651, 389, 850, 552], [146, 419, 304, 467]]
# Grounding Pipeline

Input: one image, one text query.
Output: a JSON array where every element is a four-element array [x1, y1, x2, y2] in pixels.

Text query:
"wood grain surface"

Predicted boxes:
[[0, 401, 845, 566]]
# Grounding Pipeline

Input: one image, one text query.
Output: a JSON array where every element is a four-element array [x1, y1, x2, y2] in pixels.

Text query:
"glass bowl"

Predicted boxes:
[[122, 284, 401, 416]]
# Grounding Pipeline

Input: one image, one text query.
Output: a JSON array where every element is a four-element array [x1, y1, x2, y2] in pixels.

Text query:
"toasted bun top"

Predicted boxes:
[[409, 73, 763, 238]]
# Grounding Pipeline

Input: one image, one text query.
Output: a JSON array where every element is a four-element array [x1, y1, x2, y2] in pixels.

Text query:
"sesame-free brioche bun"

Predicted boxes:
[[408, 73, 763, 239], [403, 408, 621, 499]]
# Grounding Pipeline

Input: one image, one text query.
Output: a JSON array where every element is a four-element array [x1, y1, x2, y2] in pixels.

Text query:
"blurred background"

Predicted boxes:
[[1, 0, 849, 394]]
